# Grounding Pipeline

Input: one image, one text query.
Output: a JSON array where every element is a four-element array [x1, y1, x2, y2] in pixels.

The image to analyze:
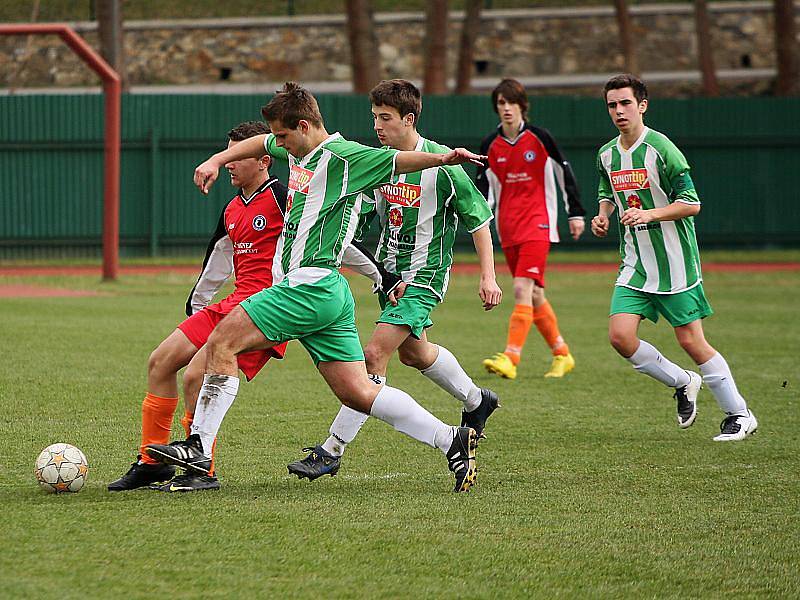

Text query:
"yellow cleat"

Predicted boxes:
[[482, 352, 517, 380], [544, 353, 575, 378]]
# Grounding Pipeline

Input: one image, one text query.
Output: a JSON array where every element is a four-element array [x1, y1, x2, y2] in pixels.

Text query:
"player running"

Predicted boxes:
[[477, 78, 586, 380], [108, 121, 289, 492], [591, 74, 757, 441], [286, 79, 503, 481], [145, 82, 489, 492]]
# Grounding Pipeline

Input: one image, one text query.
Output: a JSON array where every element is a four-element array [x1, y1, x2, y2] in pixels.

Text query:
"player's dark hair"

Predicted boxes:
[[369, 79, 423, 125], [261, 82, 324, 129], [603, 74, 648, 104], [227, 121, 269, 142], [491, 78, 528, 119]]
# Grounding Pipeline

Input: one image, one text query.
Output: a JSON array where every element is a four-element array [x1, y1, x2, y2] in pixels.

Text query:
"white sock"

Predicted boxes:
[[627, 340, 691, 388], [322, 405, 369, 457], [699, 352, 748, 416], [420, 345, 482, 411], [369, 385, 455, 453], [190, 374, 240, 457]]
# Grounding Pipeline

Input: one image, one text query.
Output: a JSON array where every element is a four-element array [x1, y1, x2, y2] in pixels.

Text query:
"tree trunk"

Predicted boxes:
[[694, 0, 719, 96], [424, 0, 449, 94], [455, 0, 482, 94], [613, 0, 639, 76], [774, 0, 799, 95], [345, 0, 381, 94], [96, 0, 128, 91]]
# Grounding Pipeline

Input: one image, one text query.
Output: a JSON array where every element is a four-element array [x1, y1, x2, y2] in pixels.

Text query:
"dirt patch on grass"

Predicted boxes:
[[0, 285, 102, 298]]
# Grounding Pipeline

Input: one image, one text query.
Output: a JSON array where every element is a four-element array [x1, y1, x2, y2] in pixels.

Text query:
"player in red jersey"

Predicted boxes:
[[476, 78, 586, 380], [108, 121, 289, 492]]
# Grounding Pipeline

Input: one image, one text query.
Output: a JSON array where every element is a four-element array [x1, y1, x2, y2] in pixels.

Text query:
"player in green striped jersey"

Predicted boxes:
[[288, 80, 503, 479], [591, 74, 756, 441], [181, 83, 493, 492]]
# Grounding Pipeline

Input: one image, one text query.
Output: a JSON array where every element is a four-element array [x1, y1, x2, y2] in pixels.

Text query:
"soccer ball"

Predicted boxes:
[[34, 443, 89, 493]]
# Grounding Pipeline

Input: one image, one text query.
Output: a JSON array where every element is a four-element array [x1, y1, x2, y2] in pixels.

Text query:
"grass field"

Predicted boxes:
[[1, 256, 798, 598]]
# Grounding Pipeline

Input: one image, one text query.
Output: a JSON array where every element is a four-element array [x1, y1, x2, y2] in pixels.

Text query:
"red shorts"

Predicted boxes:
[[502, 240, 550, 287], [177, 301, 287, 382]]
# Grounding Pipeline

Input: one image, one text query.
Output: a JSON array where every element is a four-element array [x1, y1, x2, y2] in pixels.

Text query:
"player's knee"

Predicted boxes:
[[398, 347, 425, 369], [148, 347, 173, 378], [608, 329, 636, 356], [183, 364, 203, 390], [513, 279, 532, 299], [532, 285, 545, 304], [363, 345, 388, 373]]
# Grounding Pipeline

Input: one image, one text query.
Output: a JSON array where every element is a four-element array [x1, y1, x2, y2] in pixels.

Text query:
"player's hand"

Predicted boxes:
[[441, 148, 487, 167], [620, 208, 653, 227], [569, 218, 586, 240], [388, 282, 407, 307], [591, 214, 609, 237], [479, 277, 502, 311], [194, 158, 221, 195]]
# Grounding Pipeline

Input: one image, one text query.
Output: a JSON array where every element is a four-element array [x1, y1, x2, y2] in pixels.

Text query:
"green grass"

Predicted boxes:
[[1, 261, 798, 598]]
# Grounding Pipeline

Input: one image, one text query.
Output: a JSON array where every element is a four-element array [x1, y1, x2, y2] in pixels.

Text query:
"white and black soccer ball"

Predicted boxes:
[[34, 443, 89, 493]]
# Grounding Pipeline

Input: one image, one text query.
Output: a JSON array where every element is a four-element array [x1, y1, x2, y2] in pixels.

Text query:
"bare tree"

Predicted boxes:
[[424, 0, 449, 94], [774, 0, 799, 95], [6, 0, 40, 91], [96, 0, 128, 91], [613, 0, 639, 75], [694, 0, 719, 96], [345, 0, 381, 93], [455, 0, 482, 94]]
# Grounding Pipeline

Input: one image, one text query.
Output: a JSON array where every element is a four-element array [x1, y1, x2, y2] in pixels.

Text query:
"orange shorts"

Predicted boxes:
[[502, 240, 550, 287], [178, 304, 286, 381]]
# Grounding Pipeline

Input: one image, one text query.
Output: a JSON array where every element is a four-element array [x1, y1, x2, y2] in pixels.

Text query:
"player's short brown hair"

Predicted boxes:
[[369, 79, 423, 125], [491, 78, 529, 118], [261, 82, 324, 129], [227, 121, 269, 142], [603, 74, 648, 104]]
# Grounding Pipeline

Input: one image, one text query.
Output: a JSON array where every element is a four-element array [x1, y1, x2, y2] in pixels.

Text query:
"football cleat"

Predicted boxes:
[[461, 388, 500, 439], [107, 456, 175, 491], [145, 434, 211, 475], [482, 352, 517, 380], [544, 353, 575, 378], [446, 427, 478, 493], [152, 472, 220, 492], [675, 371, 702, 429], [713, 410, 758, 442], [287, 445, 341, 481]]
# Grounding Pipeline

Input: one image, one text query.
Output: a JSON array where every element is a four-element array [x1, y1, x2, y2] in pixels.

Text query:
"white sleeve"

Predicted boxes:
[[187, 235, 234, 314]]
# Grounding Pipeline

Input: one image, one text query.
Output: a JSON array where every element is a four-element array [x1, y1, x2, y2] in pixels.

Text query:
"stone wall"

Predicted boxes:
[[1, 3, 797, 95]]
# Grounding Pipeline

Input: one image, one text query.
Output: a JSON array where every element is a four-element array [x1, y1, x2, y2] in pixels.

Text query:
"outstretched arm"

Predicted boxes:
[[193, 134, 269, 195], [395, 148, 486, 174]]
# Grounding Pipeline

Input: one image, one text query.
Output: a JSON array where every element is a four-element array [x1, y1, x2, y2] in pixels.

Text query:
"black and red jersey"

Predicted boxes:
[[185, 177, 288, 315], [476, 122, 585, 247]]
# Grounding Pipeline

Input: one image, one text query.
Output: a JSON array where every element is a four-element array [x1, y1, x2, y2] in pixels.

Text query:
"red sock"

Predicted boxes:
[[139, 392, 178, 465], [533, 301, 569, 356], [504, 304, 534, 365]]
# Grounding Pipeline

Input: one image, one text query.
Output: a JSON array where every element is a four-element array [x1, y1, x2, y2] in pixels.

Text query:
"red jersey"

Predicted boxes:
[[186, 177, 288, 315], [476, 123, 584, 248]]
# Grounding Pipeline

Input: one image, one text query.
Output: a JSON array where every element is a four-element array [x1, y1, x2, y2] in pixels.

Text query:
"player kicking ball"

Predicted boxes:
[[592, 74, 757, 441], [145, 82, 489, 492], [108, 121, 289, 492], [286, 79, 503, 481]]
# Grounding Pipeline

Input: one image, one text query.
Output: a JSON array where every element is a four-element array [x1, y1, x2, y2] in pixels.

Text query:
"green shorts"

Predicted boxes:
[[610, 284, 714, 327], [377, 284, 439, 339], [241, 269, 364, 365]]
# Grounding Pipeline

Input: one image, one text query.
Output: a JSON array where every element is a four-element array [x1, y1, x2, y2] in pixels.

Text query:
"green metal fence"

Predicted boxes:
[[1, 93, 798, 258]]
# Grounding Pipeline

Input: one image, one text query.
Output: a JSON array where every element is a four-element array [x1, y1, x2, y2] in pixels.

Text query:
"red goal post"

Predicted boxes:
[[0, 23, 120, 280]]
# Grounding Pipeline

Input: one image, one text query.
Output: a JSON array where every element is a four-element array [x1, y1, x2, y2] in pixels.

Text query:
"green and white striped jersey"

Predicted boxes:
[[356, 137, 493, 300], [597, 127, 702, 294], [265, 133, 398, 283]]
